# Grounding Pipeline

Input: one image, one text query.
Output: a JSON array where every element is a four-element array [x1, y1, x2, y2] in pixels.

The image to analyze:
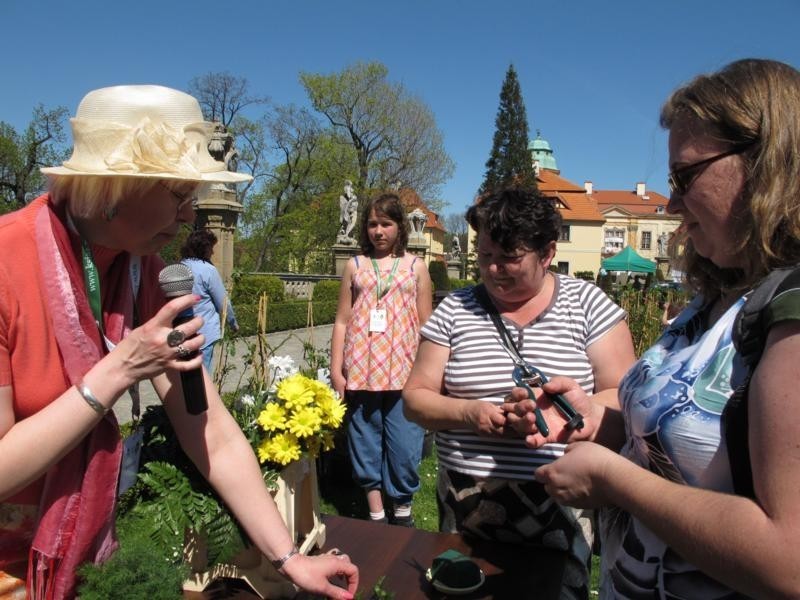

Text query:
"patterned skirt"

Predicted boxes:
[[437, 467, 593, 600]]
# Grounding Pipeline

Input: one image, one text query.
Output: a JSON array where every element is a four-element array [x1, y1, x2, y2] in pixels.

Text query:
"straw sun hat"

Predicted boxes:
[[41, 84, 251, 184]]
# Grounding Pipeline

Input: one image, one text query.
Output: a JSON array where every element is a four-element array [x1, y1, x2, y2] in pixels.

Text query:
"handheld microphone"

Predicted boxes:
[[158, 263, 207, 415]]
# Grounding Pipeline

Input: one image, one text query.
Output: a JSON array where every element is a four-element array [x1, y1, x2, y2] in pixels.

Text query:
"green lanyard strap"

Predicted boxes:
[[81, 237, 104, 336], [371, 258, 400, 303]]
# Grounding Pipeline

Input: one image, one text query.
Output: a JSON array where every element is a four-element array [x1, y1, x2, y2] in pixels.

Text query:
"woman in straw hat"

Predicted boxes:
[[0, 85, 358, 599]]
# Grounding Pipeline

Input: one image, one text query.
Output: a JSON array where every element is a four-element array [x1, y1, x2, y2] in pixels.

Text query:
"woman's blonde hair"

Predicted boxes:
[[47, 176, 203, 219], [661, 58, 800, 297]]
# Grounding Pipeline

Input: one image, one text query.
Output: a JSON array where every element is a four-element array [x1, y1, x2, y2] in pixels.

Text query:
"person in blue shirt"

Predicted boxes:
[[180, 229, 239, 373]]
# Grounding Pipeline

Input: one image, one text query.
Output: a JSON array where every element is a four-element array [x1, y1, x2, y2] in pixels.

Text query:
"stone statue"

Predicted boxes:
[[408, 208, 427, 241], [450, 235, 461, 258], [658, 232, 669, 256], [208, 123, 239, 190], [336, 180, 359, 245]]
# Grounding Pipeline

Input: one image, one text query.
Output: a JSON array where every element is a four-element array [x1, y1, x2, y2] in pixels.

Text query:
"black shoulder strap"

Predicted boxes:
[[726, 265, 800, 498], [732, 265, 800, 366], [473, 284, 527, 368]]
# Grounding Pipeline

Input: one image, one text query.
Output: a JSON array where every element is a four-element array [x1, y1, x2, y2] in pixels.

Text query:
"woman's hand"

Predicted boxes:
[[534, 441, 620, 508], [110, 294, 204, 387], [502, 376, 600, 446], [463, 399, 508, 437], [282, 551, 359, 600]]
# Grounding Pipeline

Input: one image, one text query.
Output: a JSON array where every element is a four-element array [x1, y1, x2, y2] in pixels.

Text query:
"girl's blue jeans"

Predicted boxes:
[[345, 389, 424, 505]]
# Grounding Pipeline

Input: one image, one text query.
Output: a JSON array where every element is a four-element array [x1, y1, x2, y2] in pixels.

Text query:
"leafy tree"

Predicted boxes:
[[300, 61, 454, 210], [188, 72, 269, 201], [479, 65, 538, 195], [0, 105, 69, 213]]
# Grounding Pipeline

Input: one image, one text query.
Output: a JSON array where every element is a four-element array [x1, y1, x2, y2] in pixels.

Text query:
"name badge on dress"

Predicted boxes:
[[369, 308, 387, 332]]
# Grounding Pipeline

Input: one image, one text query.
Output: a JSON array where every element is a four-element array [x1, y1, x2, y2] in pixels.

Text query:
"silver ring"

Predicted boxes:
[[167, 329, 186, 347], [176, 344, 191, 359]]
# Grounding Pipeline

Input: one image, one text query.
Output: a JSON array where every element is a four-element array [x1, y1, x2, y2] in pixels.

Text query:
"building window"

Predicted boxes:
[[641, 231, 652, 250], [557, 261, 569, 275], [604, 227, 625, 253], [559, 225, 571, 242], [656, 205, 665, 214]]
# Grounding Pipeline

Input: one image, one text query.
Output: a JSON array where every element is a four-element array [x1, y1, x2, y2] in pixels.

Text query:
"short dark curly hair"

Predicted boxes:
[[180, 228, 217, 260], [466, 186, 561, 253]]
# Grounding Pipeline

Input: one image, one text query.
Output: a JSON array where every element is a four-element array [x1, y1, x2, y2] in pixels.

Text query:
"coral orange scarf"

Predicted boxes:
[[27, 195, 126, 599]]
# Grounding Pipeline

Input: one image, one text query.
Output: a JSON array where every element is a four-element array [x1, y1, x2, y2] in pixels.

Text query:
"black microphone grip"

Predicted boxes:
[[172, 313, 208, 415]]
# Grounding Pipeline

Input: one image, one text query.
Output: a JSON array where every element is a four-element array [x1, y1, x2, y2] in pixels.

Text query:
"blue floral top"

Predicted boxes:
[[600, 294, 752, 599]]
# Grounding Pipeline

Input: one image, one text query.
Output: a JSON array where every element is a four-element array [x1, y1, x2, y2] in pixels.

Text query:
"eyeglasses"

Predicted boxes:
[[667, 143, 753, 196], [158, 181, 198, 213]]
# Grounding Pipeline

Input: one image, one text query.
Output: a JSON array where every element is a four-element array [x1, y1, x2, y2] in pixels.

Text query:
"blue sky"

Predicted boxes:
[[3, 0, 799, 217]]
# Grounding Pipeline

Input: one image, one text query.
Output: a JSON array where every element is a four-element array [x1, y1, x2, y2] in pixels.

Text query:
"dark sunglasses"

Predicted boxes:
[[668, 143, 753, 196]]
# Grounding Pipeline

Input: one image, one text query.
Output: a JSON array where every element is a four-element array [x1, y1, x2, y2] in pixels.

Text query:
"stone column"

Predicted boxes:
[[194, 185, 243, 287]]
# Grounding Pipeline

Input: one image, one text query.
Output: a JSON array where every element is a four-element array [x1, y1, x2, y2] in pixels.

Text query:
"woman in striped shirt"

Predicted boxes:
[[404, 187, 635, 599]]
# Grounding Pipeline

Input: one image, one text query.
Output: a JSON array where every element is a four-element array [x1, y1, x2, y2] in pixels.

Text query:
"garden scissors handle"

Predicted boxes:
[[512, 365, 585, 434]]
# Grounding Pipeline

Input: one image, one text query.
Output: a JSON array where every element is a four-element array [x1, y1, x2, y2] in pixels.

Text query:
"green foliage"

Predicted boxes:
[[121, 406, 249, 566], [133, 462, 245, 565], [232, 273, 285, 304], [77, 515, 189, 600], [300, 61, 454, 205], [613, 287, 690, 356], [235, 299, 337, 336], [449, 278, 474, 290], [480, 65, 538, 195], [312, 279, 341, 302], [574, 271, 595, 281], [429, 261, 450, 292], [0, 105, 69, 212]]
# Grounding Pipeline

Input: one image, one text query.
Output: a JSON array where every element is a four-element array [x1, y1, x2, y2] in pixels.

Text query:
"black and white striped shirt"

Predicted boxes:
[[421, 275, 626, 480]]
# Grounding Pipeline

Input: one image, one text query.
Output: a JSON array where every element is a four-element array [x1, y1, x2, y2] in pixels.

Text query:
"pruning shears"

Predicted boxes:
[[511, 364, 585, 437]]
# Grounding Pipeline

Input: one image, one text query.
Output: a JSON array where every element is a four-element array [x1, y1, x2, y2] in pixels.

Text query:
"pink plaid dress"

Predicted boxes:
[[343, 255, 421, 391]]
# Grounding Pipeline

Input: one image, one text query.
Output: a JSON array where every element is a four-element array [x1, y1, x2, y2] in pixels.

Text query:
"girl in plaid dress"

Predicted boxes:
[[331, 192, 432, 526]]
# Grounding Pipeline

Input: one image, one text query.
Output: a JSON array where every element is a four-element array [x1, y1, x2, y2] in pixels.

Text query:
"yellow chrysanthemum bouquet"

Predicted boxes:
[[233, 356, 347, 470]]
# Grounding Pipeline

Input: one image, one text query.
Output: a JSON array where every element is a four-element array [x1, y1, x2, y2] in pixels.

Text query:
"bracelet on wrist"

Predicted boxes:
[[270, 547, 299, 571], [76, 381, 109, 415]]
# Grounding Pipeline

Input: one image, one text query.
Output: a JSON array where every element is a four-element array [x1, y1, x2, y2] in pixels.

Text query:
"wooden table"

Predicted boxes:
[[318, 514, 566, 599], [186, 514, 567, 599]]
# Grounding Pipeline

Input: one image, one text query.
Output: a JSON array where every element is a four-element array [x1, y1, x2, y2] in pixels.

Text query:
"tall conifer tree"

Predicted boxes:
[[479, 64, 538, 195]]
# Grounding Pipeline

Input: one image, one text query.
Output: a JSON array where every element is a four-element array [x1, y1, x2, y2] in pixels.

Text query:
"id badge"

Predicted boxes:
[[369, 308, 387, 332]]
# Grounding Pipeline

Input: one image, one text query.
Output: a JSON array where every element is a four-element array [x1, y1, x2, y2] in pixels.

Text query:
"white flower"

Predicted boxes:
[[235, 393, 256, 410], [268, 355, 298, 383], [316, 367, 331, 385]]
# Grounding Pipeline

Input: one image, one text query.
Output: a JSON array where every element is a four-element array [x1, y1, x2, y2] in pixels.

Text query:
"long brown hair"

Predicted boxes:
[[661, 58, 800, 297]]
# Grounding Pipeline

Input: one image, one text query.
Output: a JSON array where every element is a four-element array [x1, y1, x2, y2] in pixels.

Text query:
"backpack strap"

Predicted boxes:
[[725, 265, 800, 497]]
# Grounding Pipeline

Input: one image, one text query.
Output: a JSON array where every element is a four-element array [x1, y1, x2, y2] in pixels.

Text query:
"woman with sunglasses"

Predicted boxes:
[[403, 187, 635, 599], [510, 59, 800, 598], [0, 85, 358, 599]]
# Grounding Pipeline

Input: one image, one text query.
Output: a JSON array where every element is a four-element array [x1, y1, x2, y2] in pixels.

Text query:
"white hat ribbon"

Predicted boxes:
[[65, 117, 203, 179]]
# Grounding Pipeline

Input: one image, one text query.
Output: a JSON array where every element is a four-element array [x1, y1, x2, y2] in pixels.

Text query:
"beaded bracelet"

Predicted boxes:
[[76, 381, 109, 415], [270, 547, 299, 571]]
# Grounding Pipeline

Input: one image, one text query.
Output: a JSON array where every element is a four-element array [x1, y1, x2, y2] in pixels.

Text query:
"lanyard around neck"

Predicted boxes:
[[81, 237, 105, 336], [371, 257, 400, 302], [473, 283, 527, 368]]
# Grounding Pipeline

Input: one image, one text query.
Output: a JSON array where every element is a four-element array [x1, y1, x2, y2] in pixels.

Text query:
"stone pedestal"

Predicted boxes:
[[447, 258, 462, 280], [407, 237, 428, 262], [194, 185, 243, 287], [332, 243, 361, 276]]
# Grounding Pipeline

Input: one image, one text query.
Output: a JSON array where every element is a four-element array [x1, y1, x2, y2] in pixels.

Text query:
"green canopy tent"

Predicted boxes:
[[601, 245, 657, 274]]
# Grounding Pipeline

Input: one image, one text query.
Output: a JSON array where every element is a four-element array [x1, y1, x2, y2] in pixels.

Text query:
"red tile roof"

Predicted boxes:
[[398, 188, 446, 231], [592, 189, 670, 215], [537, 170, 585, 193]]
